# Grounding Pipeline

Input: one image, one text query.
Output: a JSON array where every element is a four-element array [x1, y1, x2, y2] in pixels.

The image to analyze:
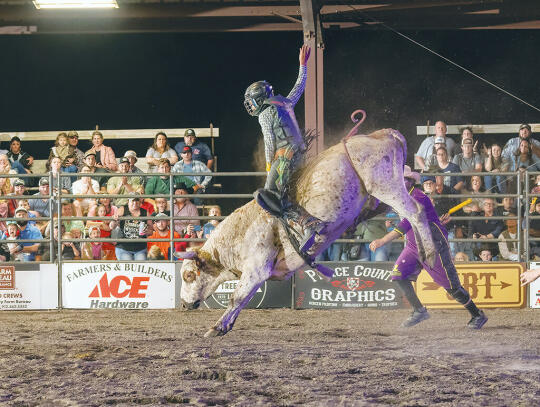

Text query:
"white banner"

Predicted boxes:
[[0, 264, 58, 310], [529, 262, 540, 308], [62, 263, 175, 309]]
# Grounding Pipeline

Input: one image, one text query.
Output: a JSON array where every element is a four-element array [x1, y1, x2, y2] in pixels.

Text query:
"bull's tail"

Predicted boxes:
[[344, 109, 367, 141]]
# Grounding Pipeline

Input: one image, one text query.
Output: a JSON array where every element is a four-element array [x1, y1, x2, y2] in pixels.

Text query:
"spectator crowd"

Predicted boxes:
[[0, 129, 220, 262], [0, 122, 539, 263]]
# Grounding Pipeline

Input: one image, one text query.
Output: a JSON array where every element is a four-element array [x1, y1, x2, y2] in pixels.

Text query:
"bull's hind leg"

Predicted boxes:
[[365, 170, 435, 267], [205, 264, 271, 338]]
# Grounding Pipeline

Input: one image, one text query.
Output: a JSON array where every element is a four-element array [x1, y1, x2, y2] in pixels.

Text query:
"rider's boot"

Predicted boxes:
[[282, 204, 326, 255]]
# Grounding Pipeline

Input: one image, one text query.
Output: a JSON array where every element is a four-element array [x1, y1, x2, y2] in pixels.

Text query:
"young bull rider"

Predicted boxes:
[[244, 44, 325, 256], [369, 166, 488, 329]]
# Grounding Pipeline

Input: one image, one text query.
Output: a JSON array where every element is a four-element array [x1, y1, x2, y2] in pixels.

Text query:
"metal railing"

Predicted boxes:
[[0, 169, 537, 267]]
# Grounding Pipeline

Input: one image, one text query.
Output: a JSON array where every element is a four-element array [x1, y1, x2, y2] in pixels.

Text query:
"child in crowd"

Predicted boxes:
[[201, 205, 221, 238], [49, 133, 78, 174], [61, 232, 80, 260], [4, 221, 24, 261], [81, 225, 104, 260], [454, 251, 470, 262]]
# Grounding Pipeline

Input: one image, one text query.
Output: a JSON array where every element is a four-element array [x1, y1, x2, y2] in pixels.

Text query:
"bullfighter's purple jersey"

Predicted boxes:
[[391, 186, 460, 291]]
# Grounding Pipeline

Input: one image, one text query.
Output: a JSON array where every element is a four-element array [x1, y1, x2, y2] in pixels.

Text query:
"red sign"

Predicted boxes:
[[89, 273, 149, 298]]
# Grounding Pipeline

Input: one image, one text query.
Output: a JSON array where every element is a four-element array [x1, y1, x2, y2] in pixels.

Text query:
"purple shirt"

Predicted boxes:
[[394, 187, 446, 248]]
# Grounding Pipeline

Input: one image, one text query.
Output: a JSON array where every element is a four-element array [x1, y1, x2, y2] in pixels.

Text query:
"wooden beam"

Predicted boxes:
[[0, 128, 219, 142], [416, 123, 539, 136]]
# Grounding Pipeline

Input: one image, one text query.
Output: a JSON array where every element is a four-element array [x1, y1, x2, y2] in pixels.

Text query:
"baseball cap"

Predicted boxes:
[[39, 177, 49, 186], [119, 157, 130, 165], [124, 150, 137, 160], [154, 212, 169, 219], [85, 151, 96, 158], [519, 124, 531, 131], [184, 129, 196, 137], [182, 146, 192, 154], [434, 136, 445, 144], [15, 206, 28, 214], [421, 175, 436, 184], [13, 178, 25, 187], [6, 220, 19, 227], [68, 131, 79, 139], [462, 138, 473, 145]]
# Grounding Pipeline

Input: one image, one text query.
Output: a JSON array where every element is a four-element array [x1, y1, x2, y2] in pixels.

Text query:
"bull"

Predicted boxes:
[[179, 124, 435, 337]]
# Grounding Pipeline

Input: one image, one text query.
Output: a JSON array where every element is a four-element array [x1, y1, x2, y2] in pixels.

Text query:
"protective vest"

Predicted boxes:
[[262, 95, 306, 151]]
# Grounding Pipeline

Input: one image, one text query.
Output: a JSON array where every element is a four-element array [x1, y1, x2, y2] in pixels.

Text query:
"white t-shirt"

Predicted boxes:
[[145, 147, 178, 172]]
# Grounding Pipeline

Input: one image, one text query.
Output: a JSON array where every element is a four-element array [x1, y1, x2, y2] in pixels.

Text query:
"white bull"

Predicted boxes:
[[179, 128, 435, 337]]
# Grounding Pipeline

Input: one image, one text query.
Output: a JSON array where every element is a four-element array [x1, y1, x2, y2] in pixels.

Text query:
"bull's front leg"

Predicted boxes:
[[205, 271, 269, 338]]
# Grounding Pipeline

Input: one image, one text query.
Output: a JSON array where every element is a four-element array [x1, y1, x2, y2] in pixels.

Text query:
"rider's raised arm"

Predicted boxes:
[[286, 45, 310, 106]]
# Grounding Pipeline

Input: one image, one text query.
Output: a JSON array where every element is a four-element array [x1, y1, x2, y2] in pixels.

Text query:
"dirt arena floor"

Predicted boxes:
[[1, 308, 539, 407]]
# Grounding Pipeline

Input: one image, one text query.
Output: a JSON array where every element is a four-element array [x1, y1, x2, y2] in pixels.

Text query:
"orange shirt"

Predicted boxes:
[[147, 230, 181, 260]]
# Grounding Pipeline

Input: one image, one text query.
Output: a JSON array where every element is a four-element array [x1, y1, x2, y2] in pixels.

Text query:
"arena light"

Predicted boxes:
[[33, 0, 118, 9]]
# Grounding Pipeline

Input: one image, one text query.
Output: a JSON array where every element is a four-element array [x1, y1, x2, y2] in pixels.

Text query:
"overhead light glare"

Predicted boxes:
[[33, 0, 118, 9]]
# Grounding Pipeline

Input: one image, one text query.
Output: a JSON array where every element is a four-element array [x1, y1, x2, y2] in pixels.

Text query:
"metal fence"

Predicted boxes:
[[0, 169, 536, 267]]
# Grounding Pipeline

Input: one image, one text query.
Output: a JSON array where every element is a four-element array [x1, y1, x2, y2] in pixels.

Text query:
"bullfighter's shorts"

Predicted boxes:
[[391, 222, 461, 290]]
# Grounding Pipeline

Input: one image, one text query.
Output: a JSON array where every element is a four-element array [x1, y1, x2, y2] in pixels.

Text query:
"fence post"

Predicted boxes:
[[524, 173, 528, 263]]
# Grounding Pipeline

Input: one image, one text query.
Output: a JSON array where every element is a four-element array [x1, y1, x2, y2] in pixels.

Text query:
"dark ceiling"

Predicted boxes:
[[0, 0, 539, 35]]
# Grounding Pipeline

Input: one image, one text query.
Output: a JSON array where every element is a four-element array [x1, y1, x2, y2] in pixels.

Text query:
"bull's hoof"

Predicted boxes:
[[204, 327, 226, 338]]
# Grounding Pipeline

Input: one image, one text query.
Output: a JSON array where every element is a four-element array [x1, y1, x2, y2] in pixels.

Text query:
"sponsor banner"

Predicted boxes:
[[202, 279, 292, 309], [0, 264, 58, 310], [529, 262, 540, 308], [294, 262, 403, 309], [414, 262, 526, 309], [62, 263, 175, 309]]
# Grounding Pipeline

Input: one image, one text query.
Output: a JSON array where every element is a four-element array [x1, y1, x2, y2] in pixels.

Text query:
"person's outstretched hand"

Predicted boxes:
[[299, 44, 311, 66], [520, 268, 540, 286]]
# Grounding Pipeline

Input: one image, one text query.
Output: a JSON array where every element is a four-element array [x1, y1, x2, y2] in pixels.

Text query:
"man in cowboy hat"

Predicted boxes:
[[369, 165, 488, 329]]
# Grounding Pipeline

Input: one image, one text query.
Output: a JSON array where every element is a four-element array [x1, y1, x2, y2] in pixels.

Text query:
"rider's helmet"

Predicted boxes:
[[244, 80, 273, 116]]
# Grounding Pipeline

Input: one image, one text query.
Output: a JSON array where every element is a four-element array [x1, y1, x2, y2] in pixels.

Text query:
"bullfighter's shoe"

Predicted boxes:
[[402, 307, 430, 328], [467, 310, 488, 330]]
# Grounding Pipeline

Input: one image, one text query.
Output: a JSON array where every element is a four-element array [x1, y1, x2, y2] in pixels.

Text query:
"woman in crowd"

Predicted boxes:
[[86, 131, 117, 171], [462, 175, 489, 214], [110, 195, 151, 260], [145, 132, 178, 172], [434, 146, 464, 192], [0, 154, 15, 195], [7, 137, 33, 176], [484, 143, 510, 193]]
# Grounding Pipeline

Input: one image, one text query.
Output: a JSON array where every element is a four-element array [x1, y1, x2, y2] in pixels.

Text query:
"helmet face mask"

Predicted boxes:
[[244, 80, 273, 116]]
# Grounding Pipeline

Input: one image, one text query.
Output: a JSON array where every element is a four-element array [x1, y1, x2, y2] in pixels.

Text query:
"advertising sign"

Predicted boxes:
[[528, 262, 540, 308], [62, 263, 175, 309], [0, 264, 58, 310], [294, 262, 403, 309], [202, 279, 292, 309], [414, 262, 526, 308]]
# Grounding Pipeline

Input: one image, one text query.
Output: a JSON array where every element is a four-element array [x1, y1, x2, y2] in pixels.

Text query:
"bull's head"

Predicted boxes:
[[177, 249, 230, 311]]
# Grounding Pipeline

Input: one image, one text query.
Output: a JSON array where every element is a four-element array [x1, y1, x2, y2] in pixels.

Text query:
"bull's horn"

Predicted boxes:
[[175, 251, 197, 259]]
